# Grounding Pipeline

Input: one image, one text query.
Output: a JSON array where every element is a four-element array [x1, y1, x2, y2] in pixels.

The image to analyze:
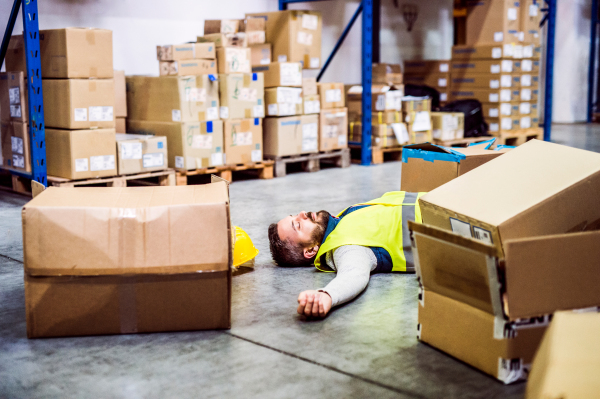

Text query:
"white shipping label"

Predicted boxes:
[[375, 95, 386, 111], [521, 89, 532, 101], [518, 31, 525, 41], [325, 89, 342, 103], [89, 106, 113, 122], [280, 63, 302, 86], [494, 32, 504, 42], [491, 65, 501, 74], [253, 105, 265, 117], [439, 63, 449, 72], [220, 107, 229, 119], [391, 123, 410, 144], [443, 115, 459, 130], [277, 55, 288, 62], [503, 44, 514, 57], [206, 107, 219, 120], [492, 47, 502, 58], [302, 123, 318, 151], [522, 59, 533, 72], [520, 116, 531, 129], [192, 134, 213, 149], [521, 75, 532, 86], [323, 125, 338, 138], [211, 152, 224, 166], [502, 60, 513, 72], [143, 153, 164, 168], [75, 158, 89, 172], [501, 117, 513, 130], [490, 80, 500, 89], [267, 104, 278, 116], [175, 156, 185, 169], [490, 123, 499, 132], [276, 87, 303, 104], [520, 102, 531, 114], [12, 154, 25, 169], [185, 87, 207, 102], [260, 57, 270, 65], [90, 155, 115, 171], [304, 100, 320, 114], [438, 78, 447, 87], [8, 87, 20, 104], [251, 149, 262, 162], [440, 93, 447, 102], [172, 109, 181, 121], [507, 8, 517, 20], [74, 108, 88, 121], [500, 103, 512, 115], [11, 136, 24, 154], [489, 93, 499, 102], [278, 103, 295, 116], [297, 31, 314, 46], [412, 111, 432, 132], [500, 90, 512, 102], [10, 105, 21, 118], [385, 92, 402, 110], [473, 227, 493, 244], [121, 142, 143, 159], [233, 132, 252, 146], [514, 45, 524, 59], [302, 14, 318, 30], [530, 4, 539, 16], [240, 88, 258, 102], [500, 75, 512, 87], [310, 57, 320, 69], [450, 218, 472, 238], [338, 135, 346, 147], [489, 108, 499, 117]]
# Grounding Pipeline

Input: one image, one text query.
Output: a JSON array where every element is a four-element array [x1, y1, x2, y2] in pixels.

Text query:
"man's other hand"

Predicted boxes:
[[297, 290, 332, 318]]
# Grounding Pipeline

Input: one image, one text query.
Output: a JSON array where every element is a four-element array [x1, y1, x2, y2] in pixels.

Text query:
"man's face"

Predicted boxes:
[[277, 211, 329, 250]]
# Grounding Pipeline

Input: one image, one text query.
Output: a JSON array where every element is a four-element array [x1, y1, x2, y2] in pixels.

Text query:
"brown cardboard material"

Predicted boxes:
[[156, 43, 216, 61], [452, 43, 524, 60], [250, 43, 272, 66], [404, 74, 449, 89], [319, 108, 348, 151], [116, 117, 126, 133], [302, 77, 318, 96], [346, 85, 404, 113], [0, 71, 28, 123], [218, 73, 265, 120], [265, 87, 303, 116], [348, 122, 407, 147], [22, 183, 232, 338], [482, 102, 520, 118], [451, 59, 514, 74], [127, 120, 225, 170], [159, 60, 218, 76], [318, 82, 346, 109], [126, 75, 220, 123], [349, 110, 402, 125], [431, 112, 464, 141], [403, 60, 449, 76], [518, 74, 540, 88], [223, 118, 263, 165], [520, 87, 539, 102], [204, 19, 242, 34], [251, 62, 302, 88], [243, 17, 266, 32], [450, 73, 516, 89], [114, 70, 127, 118], [197, 33, 247, 48], [449, 88, 520, 103], [43, 79, 115, 130], [45, 128, 117, 180], [521, 0, 542, 45], [216, 47, 251, 74], [513, 59, 540, 73], [246, 10, 322, 69], [418, 140, 600, 255], [263, 114, 319, 156], [1, 120, 31, 172], [246, 30, 266, 46], [487, 117, 520, 134], [303, 94, 320, 115], [372, 63, 403, 85], [6, 28, 113, 79], [525, 312, 600, 399], [465, 0, 521, 45], [115, 133, 168, 175]]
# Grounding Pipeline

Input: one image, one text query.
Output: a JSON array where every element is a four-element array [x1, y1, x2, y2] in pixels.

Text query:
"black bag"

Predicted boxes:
[[404, 84, 440, 110], [439, 99, 489, 138]]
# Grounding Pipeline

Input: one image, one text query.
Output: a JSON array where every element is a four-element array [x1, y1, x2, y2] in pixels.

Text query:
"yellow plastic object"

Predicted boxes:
[[233, 226, 259, 268]]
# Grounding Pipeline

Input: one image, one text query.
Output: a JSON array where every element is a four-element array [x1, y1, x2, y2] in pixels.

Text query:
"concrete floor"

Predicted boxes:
[[1, 124, 599, 398]]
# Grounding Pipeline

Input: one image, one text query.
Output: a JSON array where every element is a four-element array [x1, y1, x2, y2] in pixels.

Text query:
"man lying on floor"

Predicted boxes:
[[268, 191, 425, 318]]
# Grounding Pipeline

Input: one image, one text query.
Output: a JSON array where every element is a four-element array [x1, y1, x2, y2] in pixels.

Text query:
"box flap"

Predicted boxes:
[[402, 143, 467, 163], [503, 230, 600, 320]]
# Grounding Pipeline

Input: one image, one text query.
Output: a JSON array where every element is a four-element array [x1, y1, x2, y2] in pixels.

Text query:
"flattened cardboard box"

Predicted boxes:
[[0, 71, 28, 123], [159, 60, 217, 76], [43, 79, 115, 130], [403, 60, 449, 75], [223, 118, 263, 165], [156, 43, 215, 61], [22, 183, 232, 338], [451, 59, 515, 75], [126, 75, 219, 123], [513, 59, 540, 73], [319, 108, 348, 151], [6, 28, 113, 79], [404, 74, 449, 89], [219, 73, 265, 120], [114, 70, 127, 118], [115, 133, 168, 175], [1, 120, 31, 172], [449, 88, 520, 103], [263, 114, 319, 157], [252, 62, 302, 88], [250, 43, 272, 66], [450, 74, 517, 90], [127, 120, 225, 170], [452, 43, 525, 60]]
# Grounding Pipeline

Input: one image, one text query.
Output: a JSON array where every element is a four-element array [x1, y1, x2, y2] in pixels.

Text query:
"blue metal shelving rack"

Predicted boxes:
[[587, 0, 599, 122], [541, 0, 556, 141], [1, 0, 47, 187]]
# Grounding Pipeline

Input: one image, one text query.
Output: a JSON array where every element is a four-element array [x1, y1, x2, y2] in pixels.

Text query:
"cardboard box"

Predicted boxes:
[[197, 33, 247, 48], [418, 140, 600, 255], [403, 74, 449, 89], [114, 70, 127, 118], [521, 0, 542, 45], [159, 60, 218, 76], [6, 28, 113, 79], [263, 114, 319, 156], [246, 30, 266, 46], [204, 19, 242, 34], [449, 88, 520, 103], [250, 43, 272, 66], [348, 121, 408, 147], [156, 43, 215, 61], [319, 82, 346, 109], [372, 63, 403, 85], [22, 183, 232, 338], [466, 0, 521, 45], [1, 120, 30, 172], [452, 43, 525, 60], [0, 71, 28, 123], [43, 79, 115, 130], [487, 117, 520, 133], [526, 312, 600, 399], [400, 143, 504, 192], [265, 87, 303, 116], [349, 110, 402, 125], [403, 60, 449, 76], [450, 74, 517, 89], [116, 117, 126, 133], [127, 120, 225, 170], [126, 75, 219, 123], [246, 10, 322, 69], [451, 59, 515, 74], [303, 94, 320, 115], [252, 62, 302, 88], [242, 17, 267, 32], [402, 96, 431, 113], [216, 47, 251, 74], [115, 133, 168, 175], [223, 118, 263, 164], [302, 77, 318, 96], [45, 128, 117, 180], [405, 111, 433, 144], [430, 112, 465, 141], [218, 73, 265, 120], [348, 85, 405, 114], [319, 108, 348, 151], [513, 59, 540, 73]]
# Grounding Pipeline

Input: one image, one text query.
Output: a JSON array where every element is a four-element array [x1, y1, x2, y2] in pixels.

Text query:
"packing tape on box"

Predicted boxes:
[[90, 67, 98, 78], [85, 30, 96, 45], [468, 138, 496, 149], [243, 74, 251, 88], [378, 113, 383, 125]]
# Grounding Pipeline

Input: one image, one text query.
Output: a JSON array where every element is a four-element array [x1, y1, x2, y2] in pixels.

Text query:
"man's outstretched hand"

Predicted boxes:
[[297, 290, 332, 318]]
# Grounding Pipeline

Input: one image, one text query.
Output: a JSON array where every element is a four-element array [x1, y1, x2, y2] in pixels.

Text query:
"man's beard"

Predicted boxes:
[[307, 210, 330, 245]]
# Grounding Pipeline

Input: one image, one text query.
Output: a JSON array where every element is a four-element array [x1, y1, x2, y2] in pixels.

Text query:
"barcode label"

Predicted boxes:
[[450, 218, 472, 238], [473, 227, 493, 244]]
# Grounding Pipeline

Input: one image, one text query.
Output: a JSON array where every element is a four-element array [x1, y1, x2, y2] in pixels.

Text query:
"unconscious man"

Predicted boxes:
[[268, 191, 424, 318]]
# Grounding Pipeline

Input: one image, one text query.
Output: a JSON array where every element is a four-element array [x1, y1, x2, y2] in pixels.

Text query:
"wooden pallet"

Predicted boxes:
[[176, 160, 274, 184], [264, 149, 350, 178], [433, 136, 496, 148], [349, 144, 403, 165], [494, 128, 544, 147], [48, 169, 177, 188]]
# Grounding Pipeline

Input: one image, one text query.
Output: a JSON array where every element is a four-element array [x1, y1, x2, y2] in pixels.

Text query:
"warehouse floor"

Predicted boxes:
[[1, 124, 599, 399]]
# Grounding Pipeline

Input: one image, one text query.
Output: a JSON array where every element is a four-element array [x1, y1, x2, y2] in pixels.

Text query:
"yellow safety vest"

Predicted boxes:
[[314, 191, 426, 272]]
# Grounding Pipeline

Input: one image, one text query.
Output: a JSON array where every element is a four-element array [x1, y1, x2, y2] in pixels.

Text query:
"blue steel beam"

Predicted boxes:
[[361, 0, 373, 165], [279, 0, 329, 11], [587, 0, 598, 122], [1, 0, 22, 69], [543, 0, 555, 141]]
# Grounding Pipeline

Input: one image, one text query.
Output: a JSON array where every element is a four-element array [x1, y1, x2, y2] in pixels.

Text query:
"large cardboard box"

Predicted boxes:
[[1, 120, 31, 172], [46, 128, 117, 180], [126, 75, 219, 123], [400, 143, 505, 192], [43, 79, 115, 129], [115, 133, 168, 175], [216, 47, 251, 74], [418, 140, 600, 255], [250, 43, 272, 66], [159, 60, 217, 76], [0, 71, 28, 123], [526, 312, 600, 399], [246, 10, 322, 69], [114, 70, 127, 118], [403, 60, 449, 76], [452, 43, 525, 60], [465, 0, 521, 45], [6, 28, 113, 79], [372, 63, 403, 85], [263, 114, 319, 156], [319, 108, 348, 151], [430, 112, 465, 141], [449, 88, 520, 103], [197, 33, 247, 48], [127, 120, 225, 170], [451, 59, 515, 74], [252, 62, 302, 88], [347, 85, 403, 113], [404, 74, 449, 90], [303, 94, 321, 115], [156, 43, 215, 61], [302, 77, 317, 96], [223, 118, 263, 165], [265, 87, 303, 116], [450, 73, 517, 89], [218, 73, 265, 120], [319, 82, 346, 110], [22, 183, 232, 338]]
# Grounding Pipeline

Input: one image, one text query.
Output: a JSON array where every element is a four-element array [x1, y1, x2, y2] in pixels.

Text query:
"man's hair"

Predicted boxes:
[[268, 223, 314, 267]]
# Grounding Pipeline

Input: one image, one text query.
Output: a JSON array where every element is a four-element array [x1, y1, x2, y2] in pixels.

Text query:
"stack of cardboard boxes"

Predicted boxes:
[[449, 0, 542, 137], [404, 60, 451, 106], [0, 71, 30, 173]]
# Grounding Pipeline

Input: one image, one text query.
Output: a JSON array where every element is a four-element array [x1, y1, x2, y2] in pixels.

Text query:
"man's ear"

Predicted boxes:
[[303, 245, 319, 259]]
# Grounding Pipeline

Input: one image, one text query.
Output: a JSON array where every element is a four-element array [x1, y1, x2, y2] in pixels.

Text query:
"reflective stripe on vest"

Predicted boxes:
[[314, 191, 426, 273]]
